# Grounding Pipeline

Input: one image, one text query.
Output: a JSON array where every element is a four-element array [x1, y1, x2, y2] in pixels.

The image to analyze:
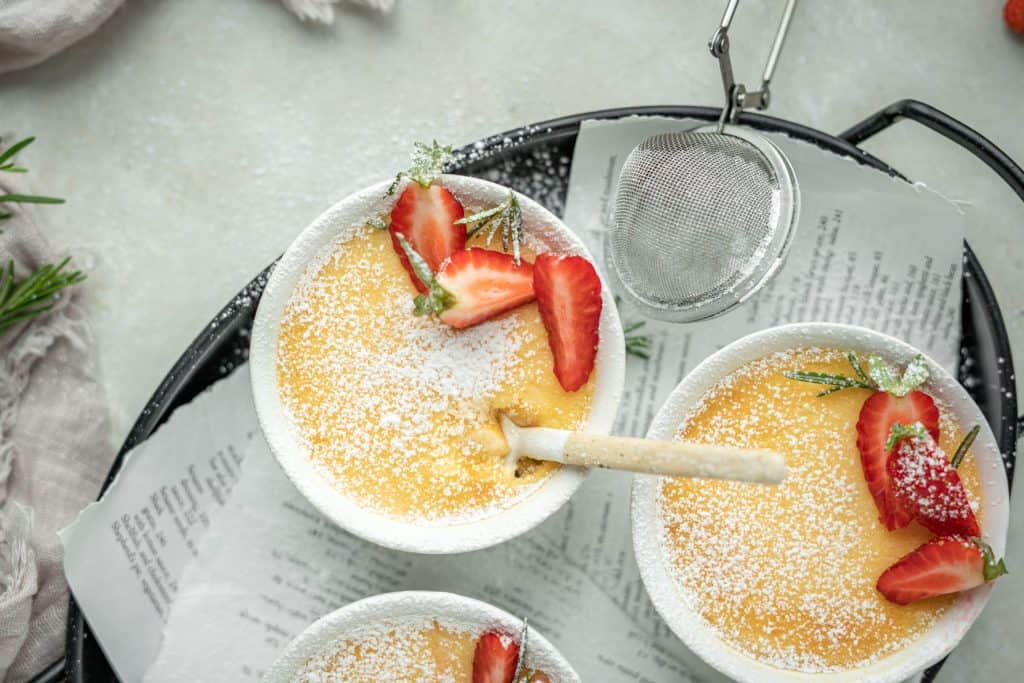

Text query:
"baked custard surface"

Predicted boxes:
[[277, 229, 594, 521], [658, 348, 982, 672]]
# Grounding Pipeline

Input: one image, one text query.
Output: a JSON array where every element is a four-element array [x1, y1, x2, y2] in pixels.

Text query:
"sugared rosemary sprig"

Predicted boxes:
[[394, 234, 454, 316], [0, 137, 65, 220], [385, 140, 453, 197], [785, 351, 929, 398], [950, 424, 981, 469], [456, 191, 524, 265], [0, 257, 85, 335]]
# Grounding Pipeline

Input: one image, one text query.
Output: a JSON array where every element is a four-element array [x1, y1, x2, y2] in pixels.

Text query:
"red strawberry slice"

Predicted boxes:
[[877, 535, 1007, 605], [389, 182, 465, 293], [472, 631, 520, 683], [533, 253, 602, 392], [887, 427, 980, 537], [435, 248, 535, 329], [856, 390, 939, 530]]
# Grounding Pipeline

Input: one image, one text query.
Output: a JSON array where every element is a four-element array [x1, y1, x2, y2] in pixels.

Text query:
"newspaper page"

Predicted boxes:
[[564, 116, 965, 440], [61, 116, 961, 682], [60, 369, 257, 682], [143, 410, 698, 682]]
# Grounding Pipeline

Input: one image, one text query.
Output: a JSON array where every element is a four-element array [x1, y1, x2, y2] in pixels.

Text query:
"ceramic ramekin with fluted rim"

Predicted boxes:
[[250, 174, 625, 554], [632, 322, 1010, 683], [265, 590, 580, 682]]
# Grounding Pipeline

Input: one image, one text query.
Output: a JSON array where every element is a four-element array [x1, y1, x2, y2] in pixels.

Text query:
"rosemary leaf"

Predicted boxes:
[[783, 370, 874, 390], [0, 137, 35, 166], [394, 234, 454, 316], [0, 257, 85, 335], [0, 193, 65, 205], [950, 424, 981, 469], [459, 192, 524, 265]]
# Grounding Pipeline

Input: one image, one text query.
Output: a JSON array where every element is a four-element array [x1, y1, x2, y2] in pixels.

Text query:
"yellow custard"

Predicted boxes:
[[294, 619, 547, 682], [277, 227, 594, 521], [658, 348, 982, 672]]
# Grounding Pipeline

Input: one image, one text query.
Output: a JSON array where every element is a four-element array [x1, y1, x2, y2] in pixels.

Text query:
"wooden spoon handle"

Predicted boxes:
[[563, 433, 785, 484]]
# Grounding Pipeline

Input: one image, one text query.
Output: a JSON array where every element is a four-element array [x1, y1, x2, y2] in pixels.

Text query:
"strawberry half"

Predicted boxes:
[[472, 631, 520, 683], [435, 248, 535, 329], [389, 182, 465, 293], [533, 253, 602, 392], [877, 536, 1007, 605], [886, 424, 980, 537], [856, 390, 939, 530]]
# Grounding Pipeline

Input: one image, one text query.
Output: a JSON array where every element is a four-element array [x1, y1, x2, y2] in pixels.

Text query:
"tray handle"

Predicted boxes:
[[842, 99, 1022, 683], [840, 99, 1024, 202], [841, 99, 1024, 435]]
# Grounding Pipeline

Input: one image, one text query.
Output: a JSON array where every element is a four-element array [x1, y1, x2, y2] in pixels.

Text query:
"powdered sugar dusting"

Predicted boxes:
[[292, 616, 472, 682], [655, 347, 978, 673], [276, 225, 581, 522], [890, 431, 977, 525]]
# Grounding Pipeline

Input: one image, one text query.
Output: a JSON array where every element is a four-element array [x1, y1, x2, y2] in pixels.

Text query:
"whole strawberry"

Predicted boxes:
[[1007, 0, 1024, 34]]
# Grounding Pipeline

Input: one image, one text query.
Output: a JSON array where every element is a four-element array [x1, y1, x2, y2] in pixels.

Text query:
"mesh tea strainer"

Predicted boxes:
[[609, 0, 800, 323]]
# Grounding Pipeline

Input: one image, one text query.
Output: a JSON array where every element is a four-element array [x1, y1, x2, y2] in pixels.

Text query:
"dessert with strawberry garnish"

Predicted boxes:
[[287, 620, 548, 682], [267, 592, 575, 682], [633, 325, 1009, 680], [255, 142, 623, 551]]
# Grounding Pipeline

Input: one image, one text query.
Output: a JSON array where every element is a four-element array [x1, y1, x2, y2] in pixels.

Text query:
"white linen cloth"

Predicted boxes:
[[0, 172, 112, 682], [0, 0, 395, 76]]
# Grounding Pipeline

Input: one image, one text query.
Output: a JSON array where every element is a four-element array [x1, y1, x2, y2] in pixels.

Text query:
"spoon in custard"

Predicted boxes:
[[500, 415, 786, 485]]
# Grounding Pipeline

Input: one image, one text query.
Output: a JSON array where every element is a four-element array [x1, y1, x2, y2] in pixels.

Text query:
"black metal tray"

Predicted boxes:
[[52, 101, 1022, 683]]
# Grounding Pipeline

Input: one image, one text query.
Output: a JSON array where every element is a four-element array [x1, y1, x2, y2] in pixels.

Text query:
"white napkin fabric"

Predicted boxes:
[[0, 171, 112, 682], [0, 0, 395, 76], [0, 0, 124, 76]]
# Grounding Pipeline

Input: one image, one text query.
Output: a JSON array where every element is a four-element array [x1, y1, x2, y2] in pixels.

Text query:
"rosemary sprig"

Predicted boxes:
[[784, 352, 929, 398], [456, 191, 524, 265], [0, 137, 66, 221], [612, 296, 652, 359], [385, 140, 453, 196], [624, 321, 652, 359], [0, 257, 85, 335], [394, 234, 454, 316], [950, 424, 981, 469]]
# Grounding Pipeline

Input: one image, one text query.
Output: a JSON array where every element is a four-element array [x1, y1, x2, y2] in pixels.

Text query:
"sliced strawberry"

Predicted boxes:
[[472, 631, 520, 683], [433, 248, 534, 329], [877, 536, 1007, 605], [533, 253, 602, 392], [856, 390, 939, 530], [389, 182, 465, 293], [886, 426, 981, 537]]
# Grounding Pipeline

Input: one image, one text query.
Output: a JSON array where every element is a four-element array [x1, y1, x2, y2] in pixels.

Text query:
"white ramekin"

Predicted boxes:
[[632, 322, 1010, 683], [251, 174, 625, 554], [264, 590, 580, 682]]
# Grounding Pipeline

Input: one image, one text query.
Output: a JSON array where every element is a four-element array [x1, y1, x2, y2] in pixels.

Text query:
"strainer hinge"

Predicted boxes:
[[708, 0, 798, 131]]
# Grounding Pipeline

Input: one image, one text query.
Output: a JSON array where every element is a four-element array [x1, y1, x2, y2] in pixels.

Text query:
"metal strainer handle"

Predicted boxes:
[[709, 0, 798, 130]]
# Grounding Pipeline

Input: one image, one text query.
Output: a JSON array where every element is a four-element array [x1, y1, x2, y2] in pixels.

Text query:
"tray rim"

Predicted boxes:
[[59, 105, 1019, 683]]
